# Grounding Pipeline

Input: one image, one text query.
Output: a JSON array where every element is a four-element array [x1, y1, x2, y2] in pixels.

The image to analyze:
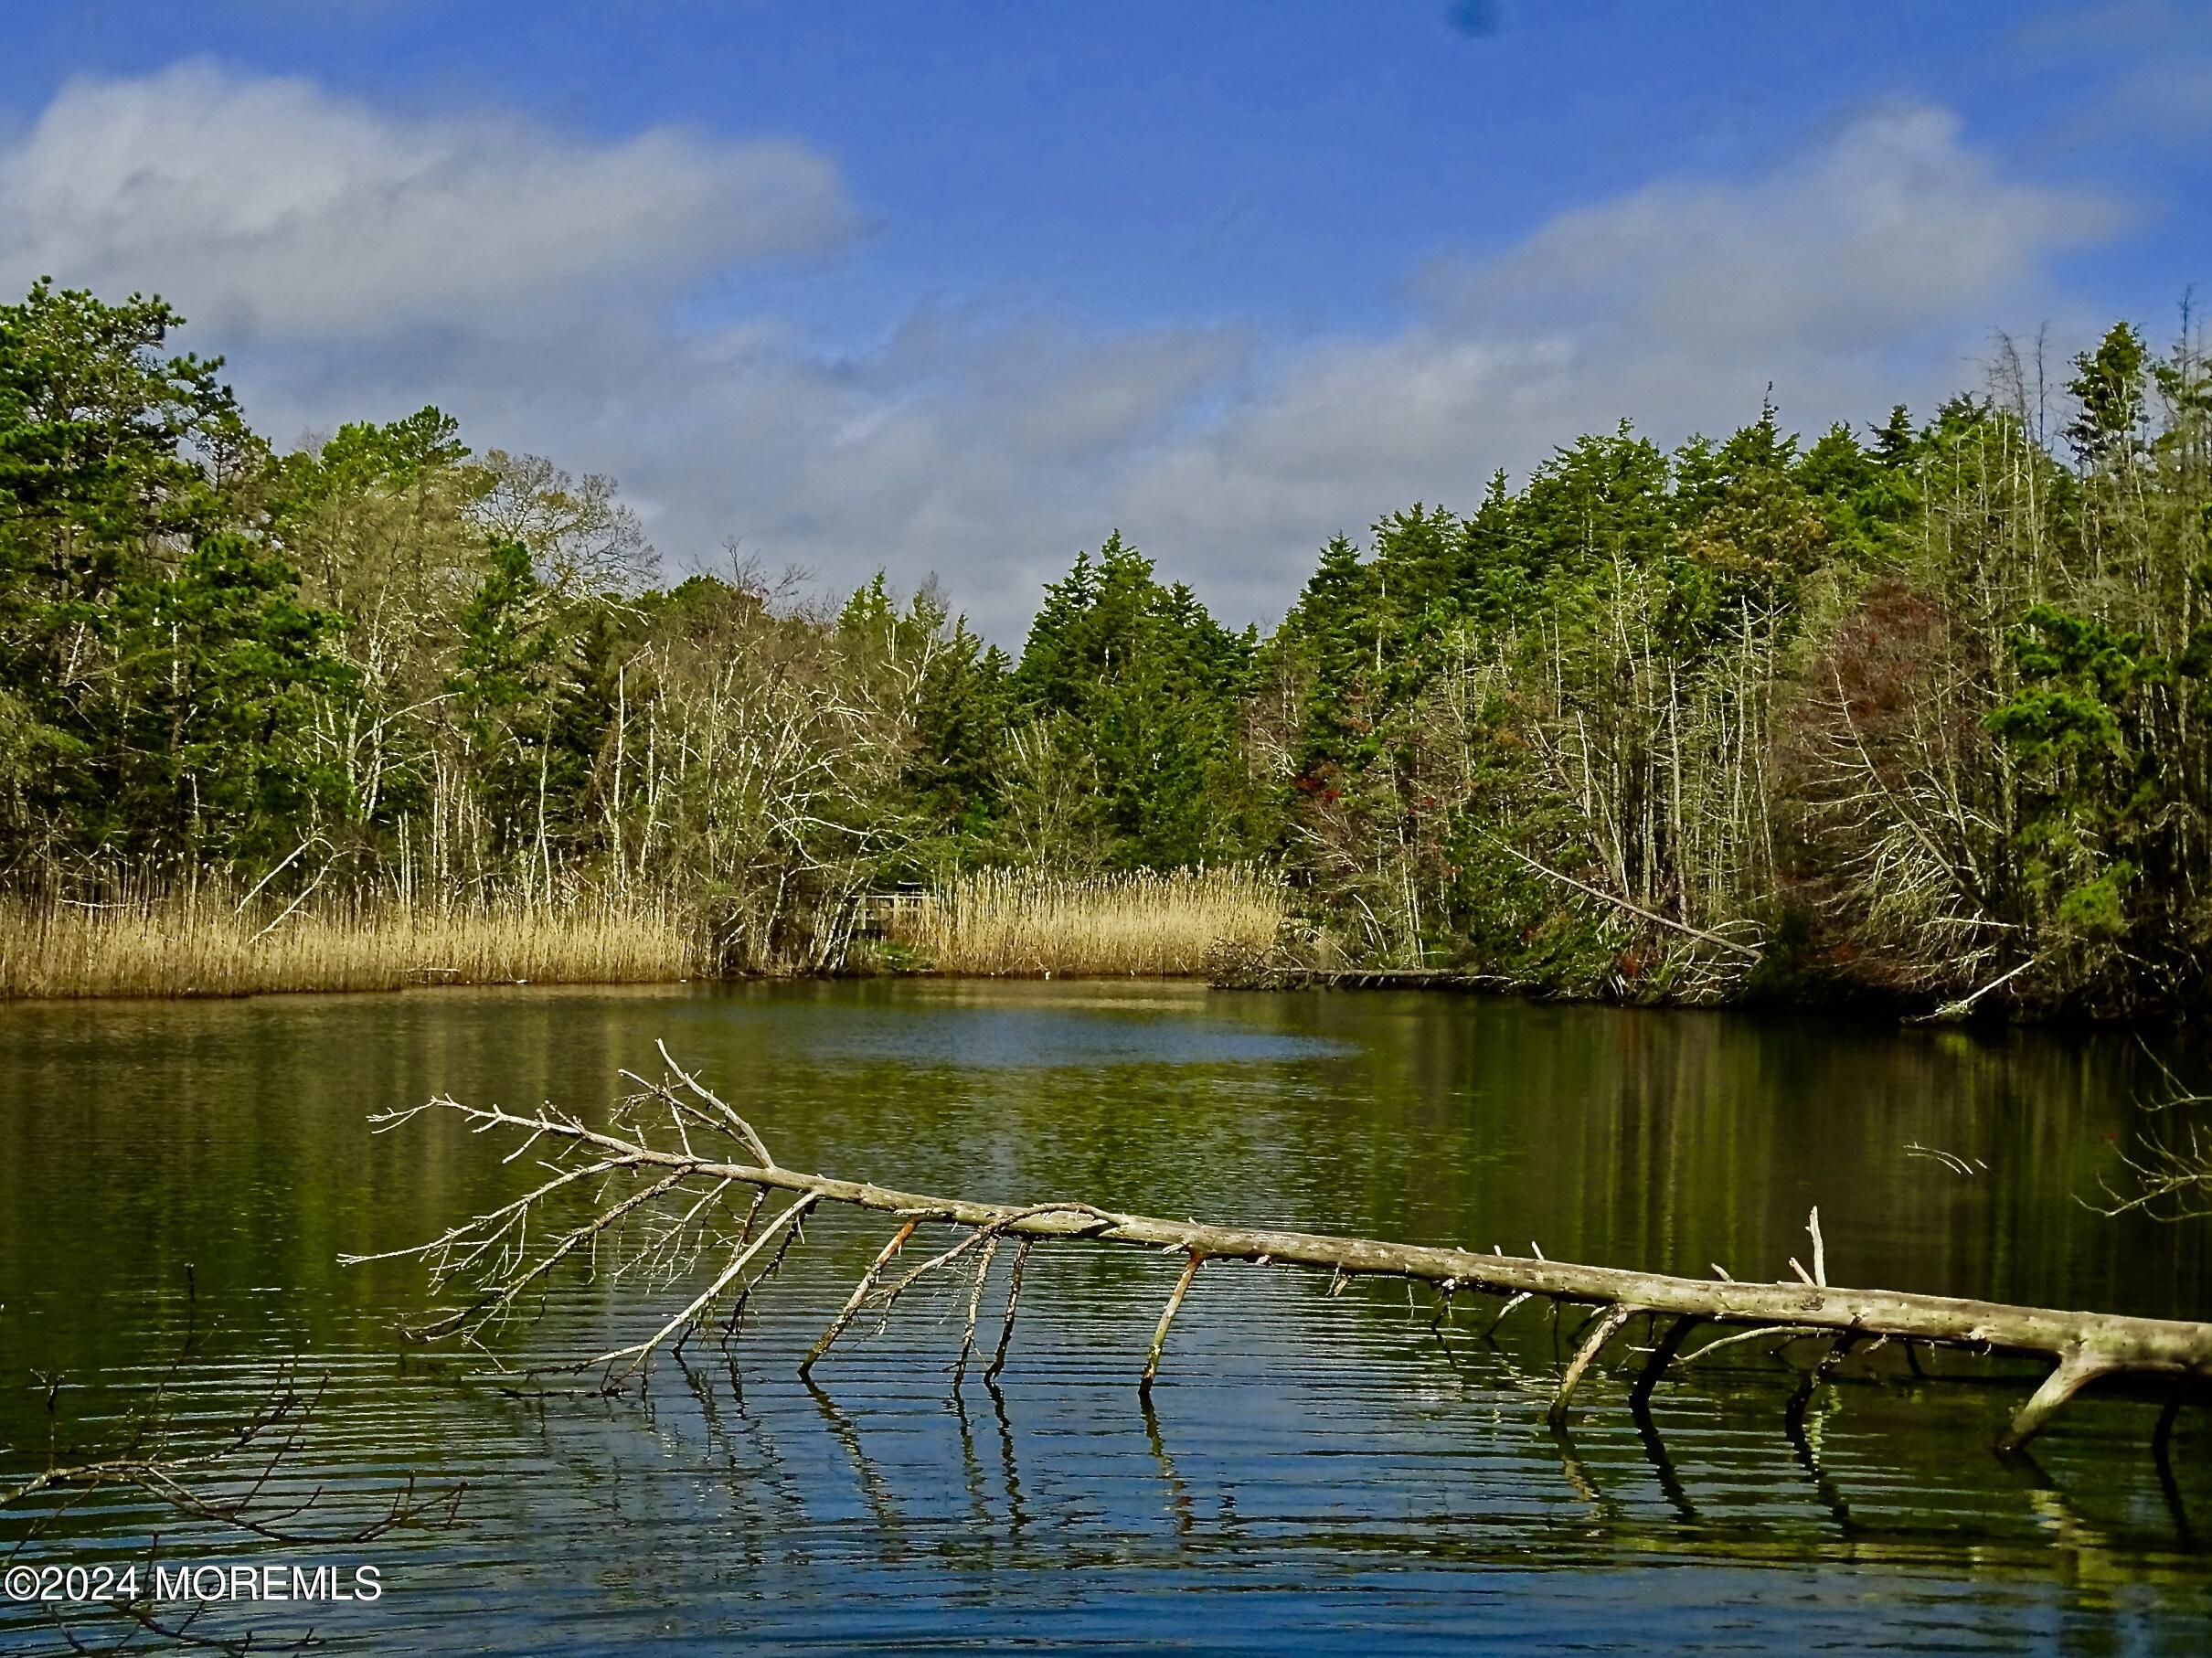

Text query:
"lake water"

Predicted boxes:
[[2, 981, 2208, 1653]]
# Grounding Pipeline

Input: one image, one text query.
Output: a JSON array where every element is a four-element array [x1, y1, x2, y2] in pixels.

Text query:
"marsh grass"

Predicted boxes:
[[879, 866, 1284, 977], [0, 888, 699, 1000], [0, 866, 1288, 999]]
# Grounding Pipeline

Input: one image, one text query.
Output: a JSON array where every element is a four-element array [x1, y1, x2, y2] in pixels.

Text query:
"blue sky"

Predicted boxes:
[[3, 1, 2207, 633]]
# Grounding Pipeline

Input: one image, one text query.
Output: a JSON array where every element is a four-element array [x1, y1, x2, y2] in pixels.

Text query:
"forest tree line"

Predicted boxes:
[[3, 278, 2207, 1013]]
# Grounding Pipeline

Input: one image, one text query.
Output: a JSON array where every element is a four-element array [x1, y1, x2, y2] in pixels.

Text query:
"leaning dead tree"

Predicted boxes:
[[351, 1047, 2212, 1453]]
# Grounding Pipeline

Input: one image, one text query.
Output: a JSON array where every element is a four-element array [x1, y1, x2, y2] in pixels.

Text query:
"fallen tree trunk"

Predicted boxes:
[[348, 1045, 2212, 1452]]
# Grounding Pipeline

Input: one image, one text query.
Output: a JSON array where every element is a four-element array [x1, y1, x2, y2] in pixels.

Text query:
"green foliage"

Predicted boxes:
[[1986, 604, 2186, 956], [0, 281, 298, 865], [119, 533, 352, 859], [1988, 605, 2154, 764], [285, 406, 472, 501], [1008, 533, 1258, 868], [903, 622, 1009, 856], [448, 539, 561, 861], [2064, 323, 2148, 468]]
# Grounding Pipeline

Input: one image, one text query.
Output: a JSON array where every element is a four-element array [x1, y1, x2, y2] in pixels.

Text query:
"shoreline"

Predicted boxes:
[[2, 961, 2187, 1033], [4, 878, 2194, 1026]]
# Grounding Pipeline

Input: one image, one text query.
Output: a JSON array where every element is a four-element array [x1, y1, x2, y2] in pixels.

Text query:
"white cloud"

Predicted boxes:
[[1108, 105, 2122, 622], [0, 59, 854, 336], [2010, 1, 2199, 58], [1435, 106, 2117, 350], [2083, 58, 2212, 143]]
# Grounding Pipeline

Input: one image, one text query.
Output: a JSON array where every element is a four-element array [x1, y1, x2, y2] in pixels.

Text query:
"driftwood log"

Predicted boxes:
[[348, 1047, 2212, 1453]]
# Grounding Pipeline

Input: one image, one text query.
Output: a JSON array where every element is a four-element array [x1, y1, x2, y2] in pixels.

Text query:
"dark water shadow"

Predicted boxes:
[[805, 1378, 907, 1555], [1629, 1406, 1700, 1523], [984, 1380, 1029, 1537]]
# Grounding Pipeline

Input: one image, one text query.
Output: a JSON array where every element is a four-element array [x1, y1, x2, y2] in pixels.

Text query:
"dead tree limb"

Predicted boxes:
[[1480, 834, 1763, 961], [800, 1218, 919, 1378], [1141, 1252, 1206, 1398], [1999, 1344, 2126, 1453], [1550, 1304, 1638, 1427], [353, 1055, 2212, 1447], [984, 1238, 1033, 1385], [1786, 1332, 1864, 1437], [598, 1194, 819, 1382], [1630, 1315, 1699, 1416], [952, 1235, 1002, 1389]]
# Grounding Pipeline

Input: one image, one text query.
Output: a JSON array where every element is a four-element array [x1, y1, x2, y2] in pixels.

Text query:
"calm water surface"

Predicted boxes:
[[2, 981, 2208, 1653]]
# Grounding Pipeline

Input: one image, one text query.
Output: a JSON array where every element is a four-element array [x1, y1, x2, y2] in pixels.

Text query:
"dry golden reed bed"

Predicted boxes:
[[0, 868, 1286, 999], [881, 866, 1283, 977], [0, 890, 699, 1000]]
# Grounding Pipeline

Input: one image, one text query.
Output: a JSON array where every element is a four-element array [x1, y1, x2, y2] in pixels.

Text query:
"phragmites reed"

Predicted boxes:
[[882, 866, 1283, 977], [0, 886, 699, 1000]]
